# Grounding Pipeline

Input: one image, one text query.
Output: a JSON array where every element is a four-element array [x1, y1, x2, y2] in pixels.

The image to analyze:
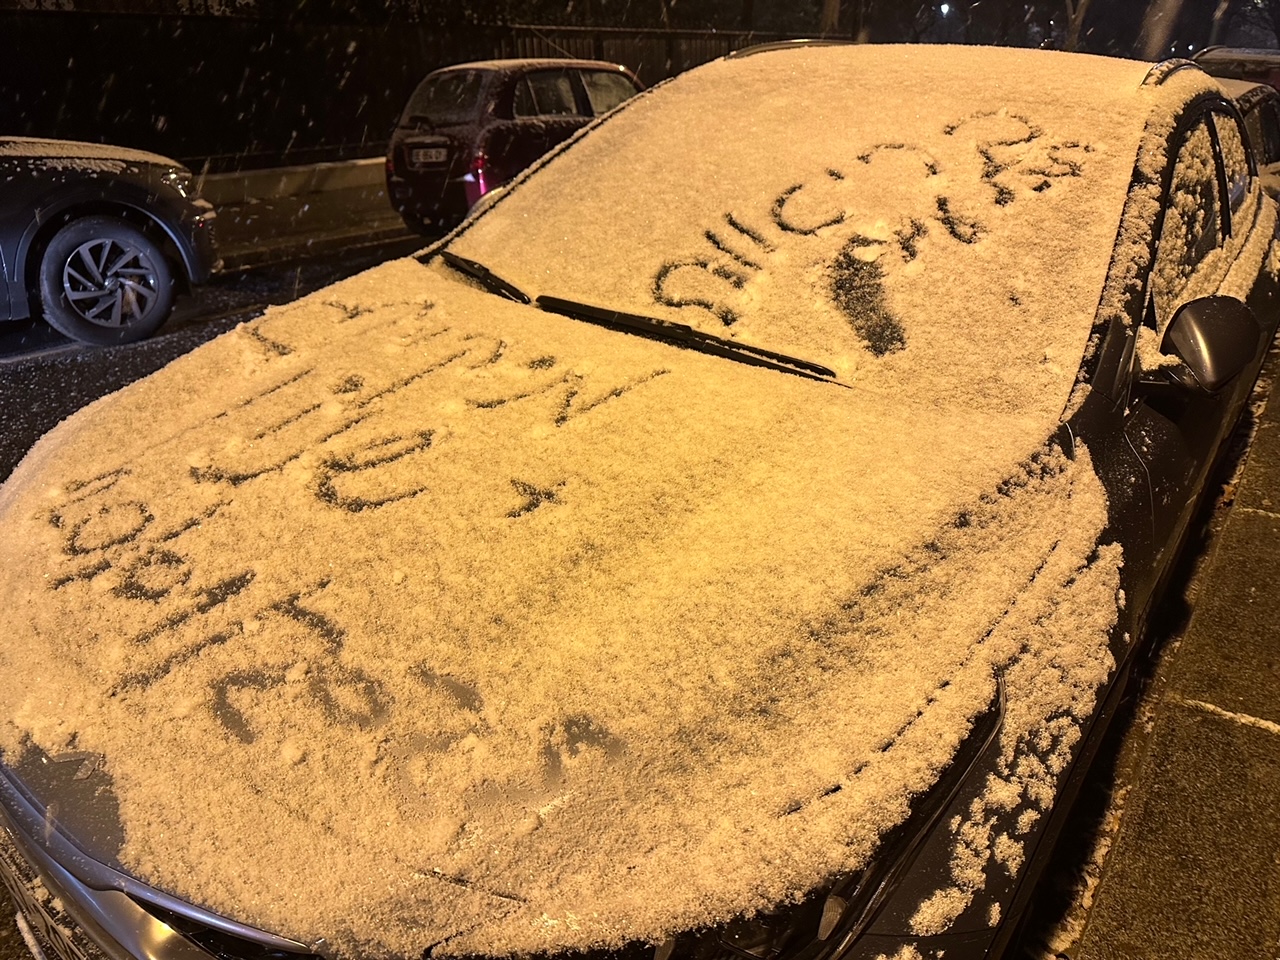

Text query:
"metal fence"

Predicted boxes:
[[499, 25, 796, 87], [0, 13, 803, 169]]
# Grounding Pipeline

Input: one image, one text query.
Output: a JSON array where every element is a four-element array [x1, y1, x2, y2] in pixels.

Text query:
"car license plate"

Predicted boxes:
[[0, 829, 100, 960], [410, 147, 447, 166]]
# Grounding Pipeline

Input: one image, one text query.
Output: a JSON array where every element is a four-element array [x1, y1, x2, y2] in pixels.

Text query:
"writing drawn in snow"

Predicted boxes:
[[652, 111, 1095, 354], [38, 314, 669, 757], [182, 323, 666, 509], [41, 469, 254, 696]]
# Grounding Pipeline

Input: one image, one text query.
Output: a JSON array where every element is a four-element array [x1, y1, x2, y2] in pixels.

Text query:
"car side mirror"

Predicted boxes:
[[466, 183, 507, 220], [1157, 295, 1261, 395]]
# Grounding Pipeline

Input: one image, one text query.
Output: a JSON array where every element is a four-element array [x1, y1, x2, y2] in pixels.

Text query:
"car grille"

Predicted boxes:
[[0, 824, 109, 960]]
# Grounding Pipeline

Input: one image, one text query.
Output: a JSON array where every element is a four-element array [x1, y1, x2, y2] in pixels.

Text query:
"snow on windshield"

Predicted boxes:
[[452, 45, 1155, 408], [0, 44, 1205, 960]]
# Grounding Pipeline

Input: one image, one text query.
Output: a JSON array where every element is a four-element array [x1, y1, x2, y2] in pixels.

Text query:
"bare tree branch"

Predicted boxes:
[[819, 0, 840, 34], [1064, 0, 1094, 51]]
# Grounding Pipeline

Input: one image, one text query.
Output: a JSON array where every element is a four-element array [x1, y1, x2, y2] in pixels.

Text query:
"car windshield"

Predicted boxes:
[[448, 45, 1157, 424], [402, 69, 486, 125]]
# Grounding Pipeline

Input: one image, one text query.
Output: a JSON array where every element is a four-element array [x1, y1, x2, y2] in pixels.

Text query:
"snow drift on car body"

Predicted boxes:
[[0, 44, 1224, 960]]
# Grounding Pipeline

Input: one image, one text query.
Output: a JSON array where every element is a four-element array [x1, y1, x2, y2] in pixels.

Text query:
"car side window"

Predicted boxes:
[[513, 71, 581, 118], [1149, 117, 1224, 332], [1212, 111, 1252, 217], [581, 70, 638, 115]]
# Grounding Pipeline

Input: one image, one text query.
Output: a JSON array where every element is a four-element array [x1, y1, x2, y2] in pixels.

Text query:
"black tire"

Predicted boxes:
[[398, 210, 441, 238], [38, 216, 175, 345]]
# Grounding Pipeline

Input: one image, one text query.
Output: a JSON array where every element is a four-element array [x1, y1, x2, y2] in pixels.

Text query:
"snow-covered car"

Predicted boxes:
[[0, 137, 219, 345], [385, 58, 642, 234], [0, 43, 1277, 960]]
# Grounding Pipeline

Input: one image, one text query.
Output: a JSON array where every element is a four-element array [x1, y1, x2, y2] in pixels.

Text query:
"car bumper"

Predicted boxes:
[[0, 764, 310, 960], [386, 173, 470, 230], [0, 822, 109, 960], [179, 199, 220, 282], [0, 810, 194, 960]]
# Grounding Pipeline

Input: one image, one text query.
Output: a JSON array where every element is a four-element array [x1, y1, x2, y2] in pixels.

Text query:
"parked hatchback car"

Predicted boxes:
[[0, 44, 1277, 960], [0, 137, 219, 345], [385, 58, 642, 233]]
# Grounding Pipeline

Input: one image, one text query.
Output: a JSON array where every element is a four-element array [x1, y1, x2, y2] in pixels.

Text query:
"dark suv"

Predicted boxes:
[[1, 137, 218, 345], [385, 58, 642, 234]]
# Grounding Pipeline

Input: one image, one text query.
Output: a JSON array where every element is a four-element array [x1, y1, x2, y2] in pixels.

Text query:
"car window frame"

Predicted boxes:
[[1207, 108, 1255, 234], [1085, 93, 1247, 403], [1145, 105, 1234, 333], [401, 68, 489, 127], [579, 69, 640, 117], [1243, 94, 1280, 167]]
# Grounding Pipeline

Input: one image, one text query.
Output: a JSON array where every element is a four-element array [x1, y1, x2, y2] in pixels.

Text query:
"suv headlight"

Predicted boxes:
[[162, 168, 195, 198]]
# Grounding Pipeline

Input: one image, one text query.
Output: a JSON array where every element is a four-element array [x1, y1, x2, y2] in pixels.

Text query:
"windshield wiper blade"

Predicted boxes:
[[536, 295, 839, 382], [440, 251, 530, 304]]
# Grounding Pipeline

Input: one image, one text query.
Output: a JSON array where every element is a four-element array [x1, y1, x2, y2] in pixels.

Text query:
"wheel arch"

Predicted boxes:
[[16, 196, 196, 321]]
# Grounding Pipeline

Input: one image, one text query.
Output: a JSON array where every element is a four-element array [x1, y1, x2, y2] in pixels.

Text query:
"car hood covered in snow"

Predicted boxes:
[[0, 43, 1186, 960], [0, 260, 1118, 957]]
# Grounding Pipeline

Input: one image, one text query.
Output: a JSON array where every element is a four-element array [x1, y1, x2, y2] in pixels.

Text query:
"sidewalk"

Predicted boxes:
[[1074, 369, 1280, 958]]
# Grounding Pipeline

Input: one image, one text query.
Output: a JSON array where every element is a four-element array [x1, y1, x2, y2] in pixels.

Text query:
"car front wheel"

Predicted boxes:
[[38, 216, 175, 345]]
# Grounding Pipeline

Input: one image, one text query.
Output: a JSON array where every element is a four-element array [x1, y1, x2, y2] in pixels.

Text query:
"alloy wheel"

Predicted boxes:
[[62, 237, 161, 328]]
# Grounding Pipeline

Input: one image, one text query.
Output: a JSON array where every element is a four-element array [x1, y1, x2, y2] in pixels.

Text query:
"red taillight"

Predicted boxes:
[[463, 150, 490, 208], [471, 150, 489, 195]]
